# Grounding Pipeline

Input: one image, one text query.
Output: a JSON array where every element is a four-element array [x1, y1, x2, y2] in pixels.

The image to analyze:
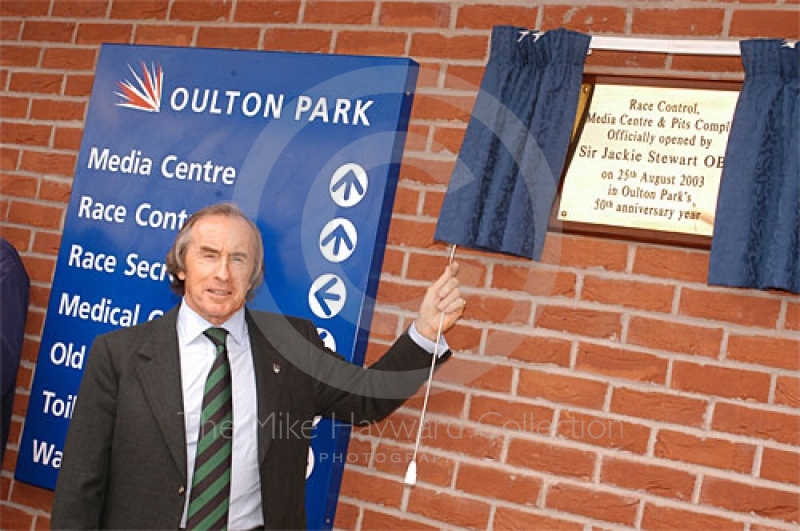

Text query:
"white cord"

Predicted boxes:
[[404, 244, 456, 486]]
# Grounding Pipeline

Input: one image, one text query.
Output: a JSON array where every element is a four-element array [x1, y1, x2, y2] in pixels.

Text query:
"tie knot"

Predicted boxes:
[[203, 327, 228, 349]]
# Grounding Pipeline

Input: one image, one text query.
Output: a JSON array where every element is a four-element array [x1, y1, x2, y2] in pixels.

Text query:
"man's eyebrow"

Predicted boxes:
[[197, 245, 221, 253]]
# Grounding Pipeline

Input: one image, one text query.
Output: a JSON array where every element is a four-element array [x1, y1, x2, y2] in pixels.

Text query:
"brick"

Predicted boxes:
[[29, 285, 53, 308], [0, 147, 20, 170], [34, 515, 51, 531], [641, 504, 746, 531], [7, 201, 63, 230], [21, 151, 77, 177], [484, 330, 571, 367], [234, 1, 300, 23], [414, 62, 441, 89], [444, 323, 481, 353], [424, 419, 503, 459], [730, 10, 800, 38], [41, 47, 98, 70], [518, 368, 607, 409], [444, 65, 484, 90], [535, 306, 621, 340], [542, 5, 626, 33], [21, 255, 56, 284], [372, 442, 454, 487], [53, 126, 84, 151], [420, 189, 443, 218], [0, 96, 30, 118], [262, 28, 331, 53], [333, 501, 358, 529], [380, 2, 450, 28], [582, 276, 674, 313], [197, 27, 260, 49], [775, 375, 799, 408], [134, 25, 194, 46], [0, 45, 44, 67], [679, 288, 781, 328], [632, 8, 725, 36], [38, 179, 72, 203], [110, 0, 169, 19], [404, 387, 465, 418], [610, 387, 706, 427], [1, 0, 50, 16], [546, 483, 638, 526], [410, 93, 473, 122], [468, 395, 555, 436], [406, 252, 486, 288], [410, 34, 488, 60], [541, 234, 628, 272], [399, 157, 454, 186], [375, 278, 425, 311], [30, 99, 86, 122], [0, 20, 22, 40], [633, 246, 709, 283], [457, 5, 537, 29], [671, 55, 744, 74], [8, 481, 54, 512], [335, 31, 407, 57], [76, 23, 134, 45], [655, 429, 755, 473], [404, 124, 429, 152], [433, 357, 513, 392], [430, 125, 464, 155], [456, 463, 542, 504], [65, 74, 95, 97], [22, 21, 76, 43], [577, 342, 668, 384], [0, 226, 31, 251], [378, 247, 404, 277], [700, 476, 800, 523], [0, 174, 37, 198], [462, 293, 531, 326], [407, 486, 491, 529], [760, 447, 800, 486], [9, 72, 63, 94], [713, 402, 799, 445], [672, 361, 770, 402], [627, 316, 722, 358], [170, 0, 232, 21], [0, 504, 34, 529], [304, 2, 375, 24], [340, 468, 403, 507], [361, 509, 438, 530], [557, 410, 650, 454], [601, 457, 695, 500], [52, 0, 110, 18], [391, 185, 419, 216], [727, 335, 800, 371], [0, 122, 51, 146], [786, 301, 800, 332], [493, 264, 576, 298], [386, 216, 437, 247], [494, 507, 583, 531]]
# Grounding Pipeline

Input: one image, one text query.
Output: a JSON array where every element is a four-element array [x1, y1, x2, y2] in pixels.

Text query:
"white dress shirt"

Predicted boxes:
[[176, 300, 447, 528]]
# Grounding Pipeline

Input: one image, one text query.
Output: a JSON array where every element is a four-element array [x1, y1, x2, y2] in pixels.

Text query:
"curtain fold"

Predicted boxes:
[[434, 26, 591, 260], [709, 40, 800, 293]]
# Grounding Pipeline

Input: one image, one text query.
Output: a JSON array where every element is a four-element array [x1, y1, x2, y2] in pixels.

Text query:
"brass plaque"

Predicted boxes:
[[558, 84, 739, 236]]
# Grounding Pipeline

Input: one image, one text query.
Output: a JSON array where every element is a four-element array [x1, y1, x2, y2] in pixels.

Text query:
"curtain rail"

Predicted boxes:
[[589, 36, 741, 56]]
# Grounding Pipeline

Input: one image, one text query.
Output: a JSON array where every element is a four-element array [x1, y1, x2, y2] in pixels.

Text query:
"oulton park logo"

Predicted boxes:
[[115, 62, 163, 113]]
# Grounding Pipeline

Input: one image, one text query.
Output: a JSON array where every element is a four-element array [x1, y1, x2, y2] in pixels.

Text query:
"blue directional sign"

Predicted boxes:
[[15, 44, 417, 530]]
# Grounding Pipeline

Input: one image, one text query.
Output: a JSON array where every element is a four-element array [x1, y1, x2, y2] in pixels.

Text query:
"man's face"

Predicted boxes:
[[178, 214, 256, 325]]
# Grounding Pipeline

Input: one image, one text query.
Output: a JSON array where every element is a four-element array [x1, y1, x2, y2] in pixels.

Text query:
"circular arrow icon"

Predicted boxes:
[[308, 273, 347, 318], [329, 163, 368, 207], [319, 218, 358, 263]]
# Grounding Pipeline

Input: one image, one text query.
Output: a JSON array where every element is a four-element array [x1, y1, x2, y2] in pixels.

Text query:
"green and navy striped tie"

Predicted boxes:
[[187, 327, 233, 530]]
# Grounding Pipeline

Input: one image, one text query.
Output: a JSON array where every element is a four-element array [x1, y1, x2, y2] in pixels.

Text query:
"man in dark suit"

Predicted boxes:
[[51, 202, 465, 530]]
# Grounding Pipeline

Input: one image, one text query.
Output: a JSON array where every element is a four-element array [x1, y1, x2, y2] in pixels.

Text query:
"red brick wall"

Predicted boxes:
[[2, 1, 799, 529]]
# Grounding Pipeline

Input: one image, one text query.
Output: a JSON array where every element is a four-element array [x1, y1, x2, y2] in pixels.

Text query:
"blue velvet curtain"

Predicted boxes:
[[709, 40, 800, 293], [434, 26, 590, 260]]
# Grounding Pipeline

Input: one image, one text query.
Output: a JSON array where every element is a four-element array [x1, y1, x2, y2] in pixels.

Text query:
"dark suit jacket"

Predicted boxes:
[[51, 307, 448, 529]]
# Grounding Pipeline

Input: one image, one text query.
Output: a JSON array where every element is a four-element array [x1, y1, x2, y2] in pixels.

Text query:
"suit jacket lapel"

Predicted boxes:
[[135, 307, 188, 479], [246, 310, 289, 465]]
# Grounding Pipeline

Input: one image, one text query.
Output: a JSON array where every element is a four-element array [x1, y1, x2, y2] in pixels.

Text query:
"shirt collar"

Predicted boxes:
[[177, 300, 248, 347]]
